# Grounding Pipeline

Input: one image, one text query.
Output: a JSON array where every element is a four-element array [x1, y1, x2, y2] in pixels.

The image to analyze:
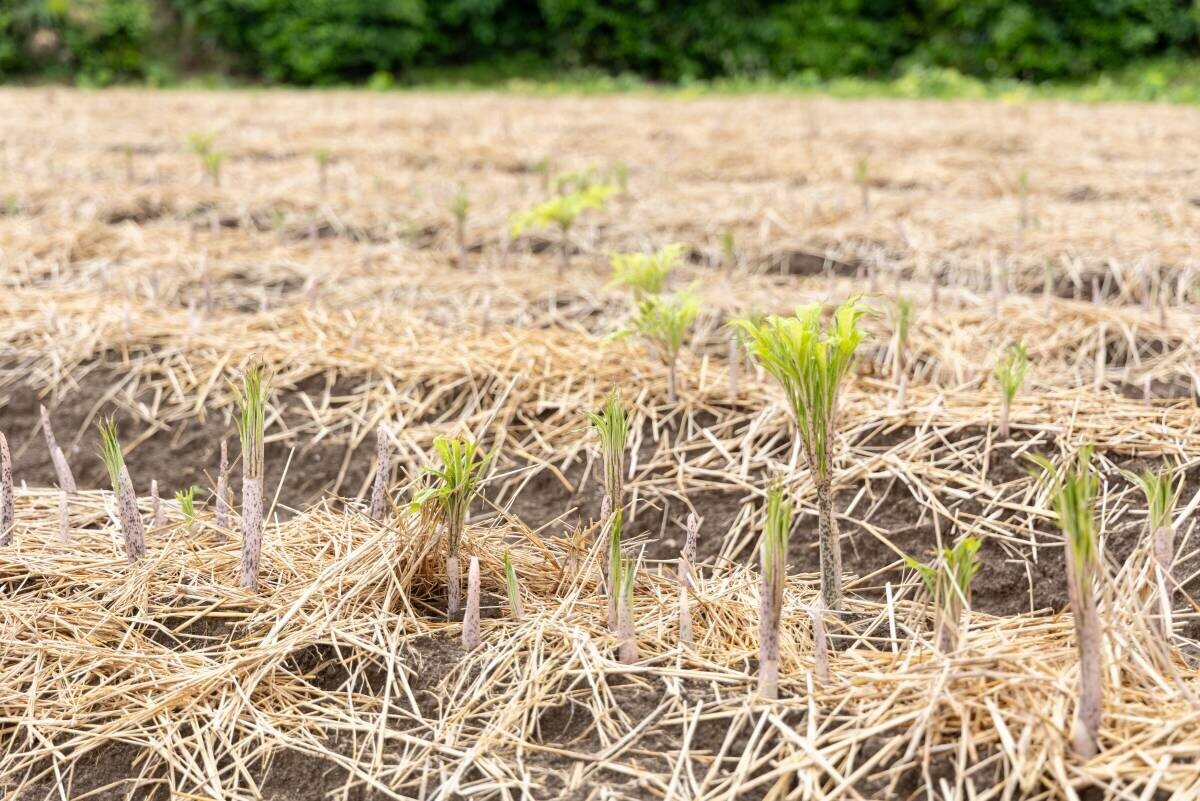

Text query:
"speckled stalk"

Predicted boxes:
[[369, 426, 391, 521], [58, 490, 69, 544], [215, 440, 229, 532], [40, 406, 76, 493], [757, 569, 779, 699], [239, 476, 263, 589], [446, 555, 461, 618], [117, 466, 146, 562], [462, 557, 480, 650], [1, 433, 13, 547]]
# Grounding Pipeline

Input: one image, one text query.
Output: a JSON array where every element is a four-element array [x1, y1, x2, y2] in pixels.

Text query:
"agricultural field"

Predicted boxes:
[[1, 88, 1199, 800]]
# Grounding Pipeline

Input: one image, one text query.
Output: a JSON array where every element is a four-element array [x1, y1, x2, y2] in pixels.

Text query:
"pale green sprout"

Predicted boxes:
[[187, 132, 224, 186], [510, 184, 616, 276], [905, 536, 981, 652], [234, 361, 268, 484], [410, 436, 491, 618], [994, 342, 1029, 439], [629, 290, 700, 403], [410, 436, 491, 558], [733, 298, 866, 611], [607, 509, 625, 631], [586, 390, 630, 514], [1127, 466, 1180, 532], [175, 486, 198, 522], [616, 550, 639, 664], [97, 416, 124, 493], [608, 243, 683, 298], [721, 230, 737, 272]]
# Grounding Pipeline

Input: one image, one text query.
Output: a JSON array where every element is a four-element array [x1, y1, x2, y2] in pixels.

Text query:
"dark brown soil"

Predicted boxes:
[[0, 363, 380, 516]]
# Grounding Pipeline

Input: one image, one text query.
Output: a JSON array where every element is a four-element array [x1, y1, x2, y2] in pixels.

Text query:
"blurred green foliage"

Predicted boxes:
[[1, 0, 1199, 89]]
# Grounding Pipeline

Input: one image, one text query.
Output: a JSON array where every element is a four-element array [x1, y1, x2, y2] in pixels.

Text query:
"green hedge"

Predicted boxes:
[[2, 0, 1198, 85]]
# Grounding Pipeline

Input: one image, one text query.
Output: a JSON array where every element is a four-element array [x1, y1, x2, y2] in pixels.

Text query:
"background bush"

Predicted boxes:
[[1, 0, 1198, 85]]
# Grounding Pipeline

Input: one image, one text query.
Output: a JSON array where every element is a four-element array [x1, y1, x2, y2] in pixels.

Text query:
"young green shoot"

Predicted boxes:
[[994, 342, 1029, 440], [587, 390, 630, 515], [758, 480, 792, 699], [1031, 448, 1103, 758], [234, 361, 269, 590], [906, 536, 981, 653], [733, 298, 866, 611], [629, 289, 700, 404], [97, 417, 146, 562], [510, 184, 616, 277], [608, 243, 683, 298], [188, 132, 223, 187], [410, 436, 490, 617]]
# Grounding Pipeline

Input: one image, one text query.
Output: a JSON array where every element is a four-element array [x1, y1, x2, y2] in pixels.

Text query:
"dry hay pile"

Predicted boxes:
[[1, 88, 1200, 799]]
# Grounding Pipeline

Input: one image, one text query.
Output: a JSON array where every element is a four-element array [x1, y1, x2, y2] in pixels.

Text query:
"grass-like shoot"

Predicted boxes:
[[510, 184, 616, 277], [906, 536, 981, 654], [504, 551, 523, 621], [175, 485, 197, 524], [758, 480, 792, 699], [587, 390, 630, 516], [188, 132, 224, 187], [630, 290, 700, 404], [1031, 448, 1103, 758], [98, 417, 146, 563], [235, 361, 269, 590], [411, 436, 490, 618], [733, 298, 866, 611], [609, 243, 683, 298], [994, 343, 1029, 441]]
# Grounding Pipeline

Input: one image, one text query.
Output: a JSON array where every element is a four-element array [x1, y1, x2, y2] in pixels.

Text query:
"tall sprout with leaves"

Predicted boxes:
[[411, 436, 490, 618], [994, 343, 1029, 440], [587, 390, 630, 516], [733, 299, 866, 611], [629, 290, 700, 403], [235, 362, 269, 590], [510, 184, 615, 277], [609, 243, 683, 298], [906, 536, 981, 653], [97, 417, 146, 563], [188, 132, 223, 187], [758, 480, 792, 699], [1031, 448, 1103, 758]]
